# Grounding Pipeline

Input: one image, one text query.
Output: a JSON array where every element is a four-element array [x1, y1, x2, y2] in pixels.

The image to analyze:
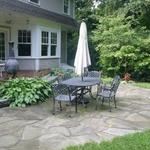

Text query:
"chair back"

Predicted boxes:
[[51, 84, 69, 97], [87, 71, 101, 78], [111, 75, 121, 93], [57, 73, 72, 83]]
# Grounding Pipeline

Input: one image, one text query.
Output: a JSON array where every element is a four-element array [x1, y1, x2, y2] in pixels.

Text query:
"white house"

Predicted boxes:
[[0, 0, 77, 71]]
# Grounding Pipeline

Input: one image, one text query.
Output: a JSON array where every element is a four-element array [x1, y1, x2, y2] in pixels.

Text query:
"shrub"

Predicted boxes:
[[0, 77, 51, 107], [49, 68, 75, 77]]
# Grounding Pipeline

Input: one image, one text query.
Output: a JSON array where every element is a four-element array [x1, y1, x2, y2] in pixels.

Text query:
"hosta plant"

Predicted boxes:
[[0, 77, 51, 107]]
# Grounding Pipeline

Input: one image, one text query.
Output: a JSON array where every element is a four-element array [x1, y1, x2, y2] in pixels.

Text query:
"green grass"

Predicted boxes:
[[64, 130, 150, 150], [132, 82, 150, 89], [102, 77, 150, 89], [101, 77, 113, 84]]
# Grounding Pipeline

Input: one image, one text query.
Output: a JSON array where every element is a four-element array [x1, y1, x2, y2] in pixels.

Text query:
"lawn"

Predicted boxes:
[[132, 82, 150, 89], [64, 130, 150, 150], [102, 77, 150, 89]]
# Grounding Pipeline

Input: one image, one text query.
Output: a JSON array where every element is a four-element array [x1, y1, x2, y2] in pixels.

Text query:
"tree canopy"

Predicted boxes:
[[70, 0, 150, 81]]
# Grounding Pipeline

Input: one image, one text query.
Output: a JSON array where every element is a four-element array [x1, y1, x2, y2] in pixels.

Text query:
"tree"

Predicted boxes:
[[92, 14, 150, 81]]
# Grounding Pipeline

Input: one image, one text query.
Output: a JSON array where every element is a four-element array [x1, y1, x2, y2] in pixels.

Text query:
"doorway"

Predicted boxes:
[[0, 32, 6, 60]]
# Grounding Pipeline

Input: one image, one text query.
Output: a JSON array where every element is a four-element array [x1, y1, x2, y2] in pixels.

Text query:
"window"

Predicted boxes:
[[64, 0, 70, 14], [41, 31, 49, 56], [18, 30, 31, 56], [41, 31, 58, 57], [50, 33, 57, 56], [29, 0, 40, 5]]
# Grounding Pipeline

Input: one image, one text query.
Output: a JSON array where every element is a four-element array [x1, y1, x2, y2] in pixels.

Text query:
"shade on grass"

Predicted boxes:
[[64, 130, 150, 150]]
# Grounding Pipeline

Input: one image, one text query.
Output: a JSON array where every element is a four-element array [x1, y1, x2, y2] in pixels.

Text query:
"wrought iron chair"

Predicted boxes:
[[96, 75, 121, 112], [87, 71, 101, 78], [56, 73, 72, 83], [84, 71, 102, 97], [51, 84, 78, 115]]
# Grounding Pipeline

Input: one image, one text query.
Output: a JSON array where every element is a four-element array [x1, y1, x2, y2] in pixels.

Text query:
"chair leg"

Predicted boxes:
[[95, 96, 99, 110], [59, 101, 62, 111], [52, 99, 55, 115], [69, 101, 72, 117], [101, 97, 104, 106], [75, 98, 78, 113], [109, 98, 111, 112], [114, 95, 117, 108]]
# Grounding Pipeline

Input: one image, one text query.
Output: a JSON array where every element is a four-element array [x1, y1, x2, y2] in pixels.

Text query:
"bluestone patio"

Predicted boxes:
[[0, 83, 150, 150]]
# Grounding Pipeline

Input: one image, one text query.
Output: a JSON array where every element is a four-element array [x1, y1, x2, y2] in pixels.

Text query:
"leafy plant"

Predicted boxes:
[[92, 13, 150, 81], [49, 68, 75, 77], [0, 77, 52, 107]]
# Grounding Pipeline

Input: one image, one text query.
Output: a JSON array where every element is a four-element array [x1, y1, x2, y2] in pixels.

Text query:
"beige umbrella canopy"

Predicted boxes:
[[74, 21, 91, 79]]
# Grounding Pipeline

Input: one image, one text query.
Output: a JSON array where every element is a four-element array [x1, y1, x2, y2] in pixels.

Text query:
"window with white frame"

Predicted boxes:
[[41, 31, 49, 56], [50, 32, 57, 56], [41, 31, 58, 57], [29, 0, 40, 5], [64, 0, 70, 14], [18, 30, 31, 56]]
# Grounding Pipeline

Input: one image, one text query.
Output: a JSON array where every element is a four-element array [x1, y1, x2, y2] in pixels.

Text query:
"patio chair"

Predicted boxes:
[[56, 73, 72, 84], [87, 71, 101, 78], [51, 84, 78, 116], [96, 75, 121, 112], [84, 71, 102, 97]]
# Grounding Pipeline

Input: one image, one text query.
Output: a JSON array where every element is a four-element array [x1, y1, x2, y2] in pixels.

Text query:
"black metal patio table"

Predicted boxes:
[[61, 77, 100, 112]]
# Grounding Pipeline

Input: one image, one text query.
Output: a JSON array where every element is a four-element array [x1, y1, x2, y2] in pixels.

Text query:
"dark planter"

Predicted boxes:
[[0, 99, 10, 108], [5, 41, 19, 78]]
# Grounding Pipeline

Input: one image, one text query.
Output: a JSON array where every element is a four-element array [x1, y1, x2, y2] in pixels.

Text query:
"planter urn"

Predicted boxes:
[[5, 41, 19, 78]]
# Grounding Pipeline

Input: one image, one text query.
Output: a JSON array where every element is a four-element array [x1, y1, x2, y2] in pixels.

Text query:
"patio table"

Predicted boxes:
[[61, 77, 100, 110], [61, 77, 100, 87]]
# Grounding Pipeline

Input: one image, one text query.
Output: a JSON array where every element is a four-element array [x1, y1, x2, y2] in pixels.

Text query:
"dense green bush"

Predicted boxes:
[[0, 77, 51, 107], [92, 14, 150, 80]]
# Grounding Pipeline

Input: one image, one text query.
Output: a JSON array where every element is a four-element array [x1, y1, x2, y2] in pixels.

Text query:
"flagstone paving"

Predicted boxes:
[[0, 83, 150, 150]]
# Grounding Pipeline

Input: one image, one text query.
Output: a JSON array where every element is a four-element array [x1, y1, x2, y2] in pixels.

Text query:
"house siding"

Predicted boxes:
[[18, 0, 75, 18], [17, 59, 36, 70], [39, 58, 60, 70], [0, 0, 76, 71]]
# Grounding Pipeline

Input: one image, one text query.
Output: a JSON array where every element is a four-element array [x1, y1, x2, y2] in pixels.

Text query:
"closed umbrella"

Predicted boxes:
[[74, 21, 91, 80]]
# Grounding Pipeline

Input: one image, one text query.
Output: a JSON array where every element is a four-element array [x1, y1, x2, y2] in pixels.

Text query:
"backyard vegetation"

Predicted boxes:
[[0, 78, 51, 107], [64, 130, 150, 150], [69, 0, 150, 82]]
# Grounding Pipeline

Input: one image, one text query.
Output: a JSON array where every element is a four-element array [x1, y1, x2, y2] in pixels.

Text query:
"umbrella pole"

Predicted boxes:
[[82, 75, 83, 81]]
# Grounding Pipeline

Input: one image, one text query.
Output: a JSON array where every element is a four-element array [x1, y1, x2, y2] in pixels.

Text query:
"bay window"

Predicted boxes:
[[41, 31, 58, 57], [18, 30, 31, 56], [50, 32, 57, 56], [41, 31, 49, 56]]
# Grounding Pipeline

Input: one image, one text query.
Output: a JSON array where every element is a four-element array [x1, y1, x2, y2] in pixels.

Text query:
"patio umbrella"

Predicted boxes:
[[74, 21, 91, 80]]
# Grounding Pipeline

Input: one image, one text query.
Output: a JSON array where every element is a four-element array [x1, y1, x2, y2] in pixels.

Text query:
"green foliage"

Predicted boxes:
[[92, 0, 150, 81], [64, 130, 150, 150], [49, 68, 75, 77], [98, 0, 129, 16], [132, 82, 150, 89], [72, 0, 150, 81], [124, 0, 150, 29], [0, 78, 51, 107]]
